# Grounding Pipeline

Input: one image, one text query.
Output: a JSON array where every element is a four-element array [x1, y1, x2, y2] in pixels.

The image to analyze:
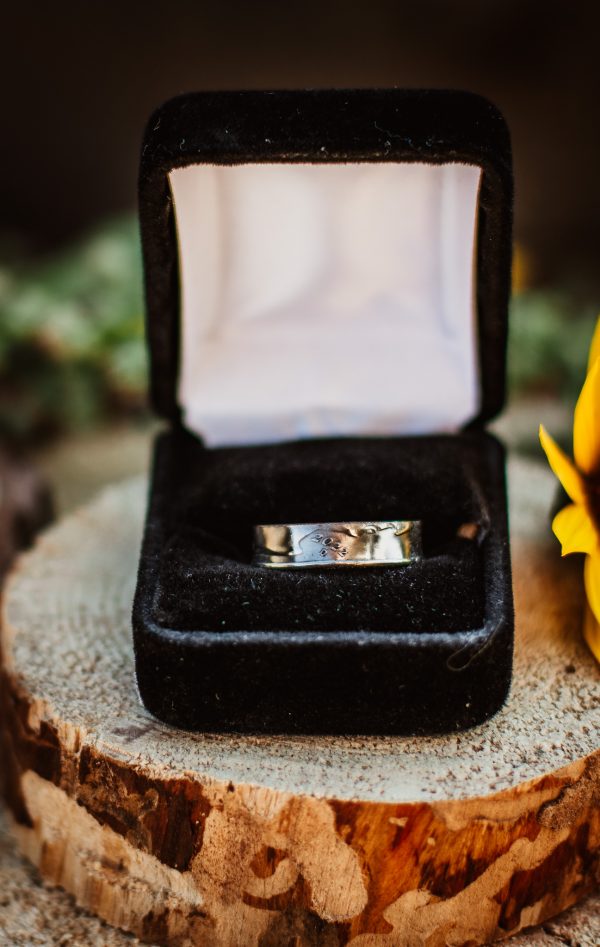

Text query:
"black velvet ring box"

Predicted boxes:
[[133, 88, 514, 735]]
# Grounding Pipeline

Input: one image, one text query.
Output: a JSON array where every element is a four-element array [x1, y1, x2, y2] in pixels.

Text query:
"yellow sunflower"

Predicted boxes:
[[539, 317, 600, 663]]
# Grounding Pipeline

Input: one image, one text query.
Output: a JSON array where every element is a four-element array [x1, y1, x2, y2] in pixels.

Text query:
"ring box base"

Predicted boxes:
[[133, 427, 513, 735]]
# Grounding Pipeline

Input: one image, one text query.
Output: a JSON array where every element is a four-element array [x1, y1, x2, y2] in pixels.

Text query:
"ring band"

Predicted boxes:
[[253, 521, 422, 569]]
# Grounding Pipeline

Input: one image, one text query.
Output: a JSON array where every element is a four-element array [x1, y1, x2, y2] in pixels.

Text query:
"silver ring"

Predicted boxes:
[[252, 521, 422, 568]]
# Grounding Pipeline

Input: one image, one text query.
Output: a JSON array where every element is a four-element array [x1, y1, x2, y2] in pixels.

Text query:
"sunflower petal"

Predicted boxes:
[[584, 553, 600, 625], [587, 316, 600, 373], [539, 425, 585, 504], [552, 504, 598, 557], [583, 603, 600, 664], [574, 359, 600, 476]]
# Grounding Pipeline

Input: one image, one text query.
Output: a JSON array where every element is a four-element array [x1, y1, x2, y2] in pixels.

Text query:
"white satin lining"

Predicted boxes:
[[170, 161, 481, 446]]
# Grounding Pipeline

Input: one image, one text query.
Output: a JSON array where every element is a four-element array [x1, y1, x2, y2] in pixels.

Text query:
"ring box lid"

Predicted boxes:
[[139, 89, 512, 446]]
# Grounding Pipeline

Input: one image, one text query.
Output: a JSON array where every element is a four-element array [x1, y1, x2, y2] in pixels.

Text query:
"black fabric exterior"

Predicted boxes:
[[138, 88, 513, 427], [132, 428, 513, 735], [134, 88, 514, 735]]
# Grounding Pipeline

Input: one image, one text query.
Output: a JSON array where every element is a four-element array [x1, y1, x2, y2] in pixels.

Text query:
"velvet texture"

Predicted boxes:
[[133, 428, 512, 734], [133, 89, 514, 735], [154, 432, 488, 633]]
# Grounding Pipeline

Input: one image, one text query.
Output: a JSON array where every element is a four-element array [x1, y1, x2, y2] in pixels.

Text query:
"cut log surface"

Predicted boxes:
[[0, 457, 599, 947]]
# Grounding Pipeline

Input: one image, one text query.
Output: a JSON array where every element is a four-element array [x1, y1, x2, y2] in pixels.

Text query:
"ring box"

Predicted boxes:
[[133, 89, 514, 735]]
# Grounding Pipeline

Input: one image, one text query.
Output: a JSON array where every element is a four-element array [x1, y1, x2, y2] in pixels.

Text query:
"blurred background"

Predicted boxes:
[[0, 0, 598, 456]]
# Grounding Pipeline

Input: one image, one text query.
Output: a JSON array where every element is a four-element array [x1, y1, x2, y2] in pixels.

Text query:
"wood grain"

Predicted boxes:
[[0, 458, 598, 946]]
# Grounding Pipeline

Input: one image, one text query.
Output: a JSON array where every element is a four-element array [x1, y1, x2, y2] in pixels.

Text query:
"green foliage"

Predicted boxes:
[[508, 292, 598, 400], [0, 218, 147, 440]]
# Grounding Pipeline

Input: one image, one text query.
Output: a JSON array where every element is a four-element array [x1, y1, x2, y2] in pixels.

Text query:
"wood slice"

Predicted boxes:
[[0, 457, 599, 947]]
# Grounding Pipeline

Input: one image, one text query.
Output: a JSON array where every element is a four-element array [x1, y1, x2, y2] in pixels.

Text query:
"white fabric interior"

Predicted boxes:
[[170, 161, 482, 446]]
